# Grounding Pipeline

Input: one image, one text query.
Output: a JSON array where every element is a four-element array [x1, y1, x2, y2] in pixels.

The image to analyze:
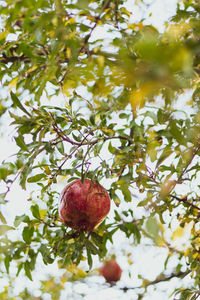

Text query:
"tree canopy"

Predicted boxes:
[[0, 0, 200, 299]]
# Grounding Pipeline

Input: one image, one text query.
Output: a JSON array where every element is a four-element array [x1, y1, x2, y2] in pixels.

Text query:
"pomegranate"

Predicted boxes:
[[59, 179, 110, 231], [100, 259, 122, 283]]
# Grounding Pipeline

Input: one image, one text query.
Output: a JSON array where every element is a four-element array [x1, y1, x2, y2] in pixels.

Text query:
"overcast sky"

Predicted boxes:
[[1, 1, 191, 299]]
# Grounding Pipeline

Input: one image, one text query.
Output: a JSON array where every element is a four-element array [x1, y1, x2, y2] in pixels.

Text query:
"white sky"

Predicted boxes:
[[1, 0, 195, 299]]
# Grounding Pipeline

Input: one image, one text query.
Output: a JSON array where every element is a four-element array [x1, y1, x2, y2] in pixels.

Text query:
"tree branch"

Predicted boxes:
[[79, 0, 112, 54], [177, 145, 200, 183], [170, 194, 200, 211], [0, 54, 30, 64], [120, 270, 191, 292], [50, 113, 132, 146], [143, 270, 191, 288]]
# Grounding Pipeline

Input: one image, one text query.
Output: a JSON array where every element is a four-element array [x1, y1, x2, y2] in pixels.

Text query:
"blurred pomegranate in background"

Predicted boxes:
[[100, 259, 122, 283]]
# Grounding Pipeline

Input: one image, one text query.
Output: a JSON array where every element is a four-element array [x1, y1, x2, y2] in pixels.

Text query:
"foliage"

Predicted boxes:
[[0, 0, 200, 299]]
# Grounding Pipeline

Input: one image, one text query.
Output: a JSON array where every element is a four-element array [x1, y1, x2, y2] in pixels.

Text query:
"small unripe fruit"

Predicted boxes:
[[59, 179, 110, 231], [100, 259, 122, 283]]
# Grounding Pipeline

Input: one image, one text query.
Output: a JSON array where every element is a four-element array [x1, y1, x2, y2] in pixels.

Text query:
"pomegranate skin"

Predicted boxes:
[[100, 259, 122, 283], [59, 179, 110, 231]]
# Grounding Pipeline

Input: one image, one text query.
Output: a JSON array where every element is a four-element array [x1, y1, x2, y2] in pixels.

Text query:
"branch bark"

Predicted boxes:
[[120, 270, 191, 292]]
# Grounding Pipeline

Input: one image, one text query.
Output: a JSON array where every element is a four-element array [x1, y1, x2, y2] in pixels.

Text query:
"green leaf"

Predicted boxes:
[[0, 211, 6, 224], [108, 141, 117, 154], [91, 232, 104, 248], [85, 240, 99, 255], [22, 226, 34, 244], [146, 217, 159, 238], [16, 263, 24, 277], [39, 244, 54, 265], [14, 214, 30, 227], [20, 165, 32, 190], [78, 118, 88, 127], [89, 115, 95, 125], [24, 261, 33, 280], [0, 225, 14, 236], [15, 135, 29, 152], [86, 248, 93, 269], [119, 113, 129, 119], [156, 146, 173, 169], [137, 198, 149, 207], [0, 167, 9, 181], [56, 142, 65, 155], [27, 174, 46, 183], [144, 111, 157, 123], [10, 92, 31, 116], [31, 204, 40, 219], [169, 120, 186, 145], [120, 184, 132, 202], [72, 133, 81, 142], [112, 193, 121, 207], [157, 109, 170, 124], [0, 194, 6, 204], [4, 256, 11, 273]]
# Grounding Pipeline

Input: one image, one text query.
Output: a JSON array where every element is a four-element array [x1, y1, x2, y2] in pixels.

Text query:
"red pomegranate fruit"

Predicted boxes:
[[59, 179, 110, 231], [100, 259, 122, 283]]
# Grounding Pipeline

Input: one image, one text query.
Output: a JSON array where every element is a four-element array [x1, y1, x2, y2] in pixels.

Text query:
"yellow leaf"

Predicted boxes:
[[52, 17, 58, 26], [44, 166, 51, 175], [116, 180, 125, 185], [128, 258, 133, 265], [63, 79, 76, 97], [86, 16, 95, 21], [62, 116, 70, 121], [49, 30, 54, 38], [102, 128, 114, 134], [166, 22, 191, 40], [64, 102, 71, 110], [27, 65, 38, 73], [0, 30, 7, 40], [48, 179, 52, 185], [129, 81, 159, 114], [186, 99, 193, 105], [172, 225, 186, 241], [184, 249, 190, 257], [98, 229, 104, 236], [40, 210, 46, 219], [96, 55, 105, 68], [66, 48, 71, 59], [193, 208, 199, 217], [57, 175, 67, 183], [193, 252, 198, 259], [127, 22, 144, 30], [69, 32, 76, 39], [9, 77, 18, 92], [160, 180, 176, 198], [142, 279, 150, 288], [61, 273, 68, 284], [93, 48, 99, 54], [127, 24, 136, 30], [81, 256, 87, 261], [77, 268, 86, 277], [65, 17, 76, 25], [66, 264, 81, 274]]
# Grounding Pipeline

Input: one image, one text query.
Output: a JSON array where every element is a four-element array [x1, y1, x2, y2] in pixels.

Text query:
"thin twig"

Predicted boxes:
[[79, 0, 112, 54], [170, 194, 200, 211], [114, 0, 119, 28], [50, 112, 132, 146], [120, 270, 191, 291], [177, 145, 200, 183], [50, 132, 91, 180], [60, 0, 112, 84], [81, 143, 94, 181]]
